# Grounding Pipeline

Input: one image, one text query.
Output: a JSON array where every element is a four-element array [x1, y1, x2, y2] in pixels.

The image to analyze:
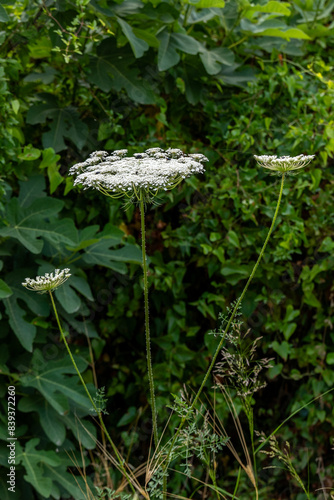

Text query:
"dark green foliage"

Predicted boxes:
[[0, 0, 333, 498]]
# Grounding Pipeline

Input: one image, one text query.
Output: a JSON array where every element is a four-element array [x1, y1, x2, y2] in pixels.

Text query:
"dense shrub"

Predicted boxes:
[[0, 0, 333, 498]]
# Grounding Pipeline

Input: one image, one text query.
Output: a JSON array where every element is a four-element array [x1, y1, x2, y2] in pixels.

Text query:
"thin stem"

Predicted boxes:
[[163, 174, 285, 497], [139, 192, 158, 448], [255, 387, 334, 455], [48, 291, 136, 494], [192, 174, 285, 408], [232, 467, 242, 499], [247, 406, 258, 496], [209, 466, 220, 500]]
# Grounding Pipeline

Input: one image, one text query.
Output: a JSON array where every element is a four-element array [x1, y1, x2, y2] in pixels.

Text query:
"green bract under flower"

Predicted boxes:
[[254, 154, 315, 174], [69, 148, 208, 201], [22, 269, 71, 293]]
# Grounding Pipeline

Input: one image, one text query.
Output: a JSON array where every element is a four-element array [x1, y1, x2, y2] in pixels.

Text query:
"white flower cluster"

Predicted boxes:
[[69, 148, 208, 200], [22, 269, 71, 293], [254, 154, 315, 174]]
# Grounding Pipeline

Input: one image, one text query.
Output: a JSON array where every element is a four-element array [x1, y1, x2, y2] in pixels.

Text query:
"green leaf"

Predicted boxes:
[[21, 352, 92, 414], [0, 4, 9, 22], [44, 219, 79, 248], [69, 276, 94, 301], [88, 38, 155, 104], [17, 145, 41, 161], [221, 264, 249, 276], [282, 322, 297, 341], [257, 27, 310, 40], [319, 236, 334, 253], [241, 19, 310, 39], [284, 305, 300, 323], [326, 353, 334, 365], [132, 28, 159, 48], [39, 148, 61, 169], [19, 396, 66, 446], [27, 97, 88, 152], [99, 222, 126, 240], [174, 344, 195, 364], [39, 148, 63, 193], [157, 30, 180, 71], [157, 30, 200, 71], [183, 64, 203, 104], [217, 65, 257, 87], [47, 163, 64, 193], [117, 17, 149, 58], [4, 295, 36, 351], [171, 33, 200, 55], [0, 197, 78, 253], [19, 389, 96, 448], [28, 36, 52, 58], [271, 340, 292, 361], [66, 225, 101, 251], [16, 438, 61, 497], [83, 240, 141, 272], [18, 175, 46, 208], [0, 279, 12, 299], [190, 0, 225, 7], [62, 413, 96, 449], [199, 46, 234, 75], [44, 464, 88, 500], [303, 291, 322, 308], [117, 406, 137, 426], [55, 282, 81, 314], [227, 230, 240, 248], [268, 363, 283, 379], [245, 1, 291, 16], [311, 168, 322, 190]]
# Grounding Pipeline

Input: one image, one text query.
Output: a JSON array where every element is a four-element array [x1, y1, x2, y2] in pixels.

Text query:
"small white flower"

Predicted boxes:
[[254, 154, 315, 174], [70, 148, 209, 201], [22, 269, 71, 293]]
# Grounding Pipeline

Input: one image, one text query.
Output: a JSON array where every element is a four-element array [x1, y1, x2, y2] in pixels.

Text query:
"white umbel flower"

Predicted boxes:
[[69, 148, 208, 201], [254, 154, 315, 174], [22, 269, 71, 293]]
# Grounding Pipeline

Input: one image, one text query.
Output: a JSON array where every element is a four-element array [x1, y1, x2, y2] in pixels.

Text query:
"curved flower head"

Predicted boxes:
[[254, 154, 315, 174], [22, 269, 71, 294], [69, 148, 208, 202]]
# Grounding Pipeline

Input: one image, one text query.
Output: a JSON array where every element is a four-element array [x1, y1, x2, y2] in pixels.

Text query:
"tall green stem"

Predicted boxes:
[[192, 174, 285, 408], [163, 174, 285, 498], [49, 291, 136, 494], [139, 193, 158, 448]]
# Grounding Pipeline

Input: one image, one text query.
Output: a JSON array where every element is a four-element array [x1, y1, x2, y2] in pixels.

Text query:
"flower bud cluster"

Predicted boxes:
[[69, 148, 208, 200], [22, 269, 71, 293], [254, 154, 315, 174]]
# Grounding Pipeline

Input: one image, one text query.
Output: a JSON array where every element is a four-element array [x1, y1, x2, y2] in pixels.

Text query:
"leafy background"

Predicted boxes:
[[0, 0, 333, 498]]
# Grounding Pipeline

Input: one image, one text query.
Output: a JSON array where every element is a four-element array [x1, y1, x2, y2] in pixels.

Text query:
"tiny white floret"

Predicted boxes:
[[69, 148, 209, 201], [254, 154, 315, 174], [22, 269, 71, 293]]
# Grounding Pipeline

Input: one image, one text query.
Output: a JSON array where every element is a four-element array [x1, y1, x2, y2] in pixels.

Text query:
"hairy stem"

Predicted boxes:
[[139, 193, 158, 448], [49, 291, 136, 494], [163, 174, 285, 498]]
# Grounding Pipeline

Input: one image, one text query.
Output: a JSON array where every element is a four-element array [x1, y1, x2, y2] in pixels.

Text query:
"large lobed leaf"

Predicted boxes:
[[0, 196, 78, 254], [88, 38, 155, 103]]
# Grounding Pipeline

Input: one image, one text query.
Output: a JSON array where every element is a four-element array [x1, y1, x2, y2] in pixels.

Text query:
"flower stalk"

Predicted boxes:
[[70, 147, 208, 450], [163, 173, 286, 499], [48, 290, 136, 494], [139, 190, 158, 448], [193, 173, 286, 409]]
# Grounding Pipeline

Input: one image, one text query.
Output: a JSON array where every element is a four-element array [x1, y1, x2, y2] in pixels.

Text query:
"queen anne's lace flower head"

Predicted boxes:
[[22, 269, 71, 294], [254, 154, 315, 174], [69, 148, 208, 201]]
